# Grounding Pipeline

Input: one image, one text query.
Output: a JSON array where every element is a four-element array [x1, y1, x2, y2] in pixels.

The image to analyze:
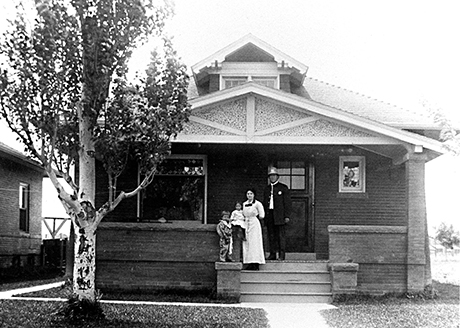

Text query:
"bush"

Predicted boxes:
[[57, 293, 105, 325]]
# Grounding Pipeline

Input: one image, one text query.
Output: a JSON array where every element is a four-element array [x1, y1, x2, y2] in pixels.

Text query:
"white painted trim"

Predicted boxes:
[[173, 134, 400, 145], [188, 83, 445, 153], [189, 116, 245, 135], [173, 135, 249, 143], [339, 156, 366, 193], [255, 117, 319, 136], [247, 96, 255, 138], [192, 33, 309, 74]]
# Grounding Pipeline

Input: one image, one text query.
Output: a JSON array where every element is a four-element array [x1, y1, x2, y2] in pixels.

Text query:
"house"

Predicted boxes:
[[0, 141, 44, 269], [96, 34, 445, 299]]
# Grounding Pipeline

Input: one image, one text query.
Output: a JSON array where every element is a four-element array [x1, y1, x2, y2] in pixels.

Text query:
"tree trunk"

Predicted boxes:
[[73, 225, 97, 302], [65, 223, 75, 279], [74, 111, 98, 301]]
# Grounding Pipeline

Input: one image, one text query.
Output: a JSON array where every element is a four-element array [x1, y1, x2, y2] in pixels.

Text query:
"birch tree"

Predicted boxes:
[[0, 0, 190, 303]]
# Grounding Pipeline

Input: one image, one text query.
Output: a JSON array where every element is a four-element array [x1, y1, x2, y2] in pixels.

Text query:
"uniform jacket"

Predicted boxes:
[[263, 181, 292, 225]]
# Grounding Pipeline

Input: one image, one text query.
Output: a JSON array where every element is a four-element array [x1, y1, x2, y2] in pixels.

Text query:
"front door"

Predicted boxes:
[[275, 161, 315, 252]]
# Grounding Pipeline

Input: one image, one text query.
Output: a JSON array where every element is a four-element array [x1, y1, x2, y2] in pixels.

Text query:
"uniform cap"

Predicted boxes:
[[268, 167, 279, 176]]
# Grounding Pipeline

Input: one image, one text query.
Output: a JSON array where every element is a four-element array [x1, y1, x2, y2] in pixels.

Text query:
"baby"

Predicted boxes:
[[230, 202, 247, 241]]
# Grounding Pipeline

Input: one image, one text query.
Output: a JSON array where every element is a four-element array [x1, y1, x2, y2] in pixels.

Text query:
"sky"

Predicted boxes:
[[1, 0, 459, 231]]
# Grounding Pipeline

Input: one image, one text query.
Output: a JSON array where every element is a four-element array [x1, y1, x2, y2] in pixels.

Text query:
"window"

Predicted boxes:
[[141, 156, 206, 222], [252, 77, 276, 88], [275, 161, 306, 190], [19, 183, 30, 232], [224, 77, 248, 89], [339, 156, 365, 193]]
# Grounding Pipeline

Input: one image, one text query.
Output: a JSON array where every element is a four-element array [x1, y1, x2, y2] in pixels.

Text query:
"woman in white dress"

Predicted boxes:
[[242, 188, 265, 270]]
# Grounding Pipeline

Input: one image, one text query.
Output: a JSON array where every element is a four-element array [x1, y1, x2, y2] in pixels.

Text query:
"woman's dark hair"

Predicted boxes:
[[245, 188, 257, 202]]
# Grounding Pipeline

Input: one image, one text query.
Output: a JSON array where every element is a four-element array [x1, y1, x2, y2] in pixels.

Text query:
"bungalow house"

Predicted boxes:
[[0, 141, 44, 269], [96, 34, 445, 301]]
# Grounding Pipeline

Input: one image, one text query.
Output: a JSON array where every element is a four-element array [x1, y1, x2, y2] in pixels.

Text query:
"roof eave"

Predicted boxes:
[[189, 83, 447, 155]]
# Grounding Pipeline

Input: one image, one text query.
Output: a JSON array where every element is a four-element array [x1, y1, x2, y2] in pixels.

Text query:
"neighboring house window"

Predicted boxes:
[[252, 77, 276, 88], [140, 156, 206, 222], [19, 183, 30, 232], [224, 77, 248, 89], [276, 161, 306, 190], [339, 156, 365, 193]]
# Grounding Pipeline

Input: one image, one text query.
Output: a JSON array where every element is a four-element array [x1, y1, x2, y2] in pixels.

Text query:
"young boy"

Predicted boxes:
[[216, 211, 233, 262]]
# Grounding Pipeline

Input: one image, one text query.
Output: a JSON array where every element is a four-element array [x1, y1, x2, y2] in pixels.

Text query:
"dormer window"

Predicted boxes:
[[192, 35, 308, 95], [224, 77, 248, 89], [223, 75, 277, 89], [252, 76, 276, 88]]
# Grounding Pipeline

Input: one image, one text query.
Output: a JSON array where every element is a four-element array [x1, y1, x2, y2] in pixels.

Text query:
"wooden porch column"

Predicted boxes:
[[405, 152, 429, 292]]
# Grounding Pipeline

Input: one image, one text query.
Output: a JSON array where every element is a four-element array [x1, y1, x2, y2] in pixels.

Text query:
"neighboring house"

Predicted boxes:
[[0, 142, 44, 269], [96, 34, 445, 297]]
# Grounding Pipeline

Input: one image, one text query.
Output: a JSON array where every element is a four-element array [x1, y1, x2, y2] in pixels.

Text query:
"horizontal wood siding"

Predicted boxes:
[[329, 225, 408, 293], [96, 222, 220, 292], [315, 153, 407, 259], [0, 156, 42, 267], [206, 149, 267, 224]]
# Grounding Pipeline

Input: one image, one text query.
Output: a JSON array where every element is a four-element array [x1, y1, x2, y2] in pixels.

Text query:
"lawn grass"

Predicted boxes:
[[0, 299, 268, 328], [321, 258, 460, 328]]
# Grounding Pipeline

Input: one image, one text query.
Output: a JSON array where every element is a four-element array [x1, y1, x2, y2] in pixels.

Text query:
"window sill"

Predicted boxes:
[[336, 192, 368, 199]]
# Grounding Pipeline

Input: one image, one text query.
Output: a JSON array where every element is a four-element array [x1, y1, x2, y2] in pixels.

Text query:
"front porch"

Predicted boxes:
[[95, 221, 429, 303]]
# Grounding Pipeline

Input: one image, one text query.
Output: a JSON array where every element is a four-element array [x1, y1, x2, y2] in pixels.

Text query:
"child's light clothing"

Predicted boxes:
[[231, 209, 247, 229]]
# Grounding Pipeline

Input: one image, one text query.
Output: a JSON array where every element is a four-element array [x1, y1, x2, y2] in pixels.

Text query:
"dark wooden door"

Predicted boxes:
[[276, 161, 315, 253]]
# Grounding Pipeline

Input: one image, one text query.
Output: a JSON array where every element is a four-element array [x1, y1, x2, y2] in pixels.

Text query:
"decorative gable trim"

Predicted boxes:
[[185, 83, 445, 153], [177, 94, 397, 146], [192, 34, 309, 74]]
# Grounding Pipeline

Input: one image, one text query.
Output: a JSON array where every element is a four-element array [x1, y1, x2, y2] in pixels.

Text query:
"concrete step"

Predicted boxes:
[[242, 270, 331, 283], [241, 281, 331, 293], [264, 252, 317, 261], [240, 292, 332, 303], [286, 253, 317, 261], [261, 261, 328, 271], [240, 260, 332, 303]]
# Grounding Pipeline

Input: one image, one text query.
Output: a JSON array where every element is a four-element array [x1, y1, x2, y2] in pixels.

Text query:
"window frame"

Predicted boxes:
[[274, 161, 307, 191], [137, 154, 208, 223], [339, 156, 366, 193], [223, 76, 248, 89], [19, 183, 30, 233], [251, 76, 277, 88]]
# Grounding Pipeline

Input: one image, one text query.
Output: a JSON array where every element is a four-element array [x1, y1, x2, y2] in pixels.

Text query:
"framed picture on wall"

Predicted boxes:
[[339, 156, 365, 193]]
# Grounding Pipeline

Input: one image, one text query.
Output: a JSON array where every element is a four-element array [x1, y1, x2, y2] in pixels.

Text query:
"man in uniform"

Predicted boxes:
[[263, 167, 292, 260]]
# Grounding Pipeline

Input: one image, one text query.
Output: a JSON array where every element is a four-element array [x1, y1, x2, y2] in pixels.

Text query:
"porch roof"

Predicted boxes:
[[188, 76, 439, 130], [184, 82, 445, 155]]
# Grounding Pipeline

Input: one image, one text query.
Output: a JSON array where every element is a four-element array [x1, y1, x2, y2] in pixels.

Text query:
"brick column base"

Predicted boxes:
[[215, 262, 242, 301], [328, 263, 359, 295]]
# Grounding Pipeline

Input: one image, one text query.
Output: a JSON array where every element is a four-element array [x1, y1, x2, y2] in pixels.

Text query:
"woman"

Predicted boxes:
[[242, 188, 265, 270]]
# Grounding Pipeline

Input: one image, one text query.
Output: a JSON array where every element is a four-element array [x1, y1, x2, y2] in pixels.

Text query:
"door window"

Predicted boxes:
[[276, 161, 306, 190]]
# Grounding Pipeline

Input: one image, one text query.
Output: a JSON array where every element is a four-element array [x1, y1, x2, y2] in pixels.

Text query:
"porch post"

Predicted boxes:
[[405, 152, 429, 292]]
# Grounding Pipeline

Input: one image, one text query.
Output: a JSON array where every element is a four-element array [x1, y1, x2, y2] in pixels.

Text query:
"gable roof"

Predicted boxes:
[[187, 75, 439, 130], [188, 82, 445, 154], [192, 34, 309, 75], [0, 141, 44, 172], [301, 78, 437, 129]]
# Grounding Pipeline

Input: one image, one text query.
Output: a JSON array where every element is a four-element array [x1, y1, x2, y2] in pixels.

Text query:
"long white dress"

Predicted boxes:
[[242, 200, 266, 264]]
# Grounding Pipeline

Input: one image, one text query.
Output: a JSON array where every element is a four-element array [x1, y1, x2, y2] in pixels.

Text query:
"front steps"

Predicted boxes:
[[240, 254, 332, 303]]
